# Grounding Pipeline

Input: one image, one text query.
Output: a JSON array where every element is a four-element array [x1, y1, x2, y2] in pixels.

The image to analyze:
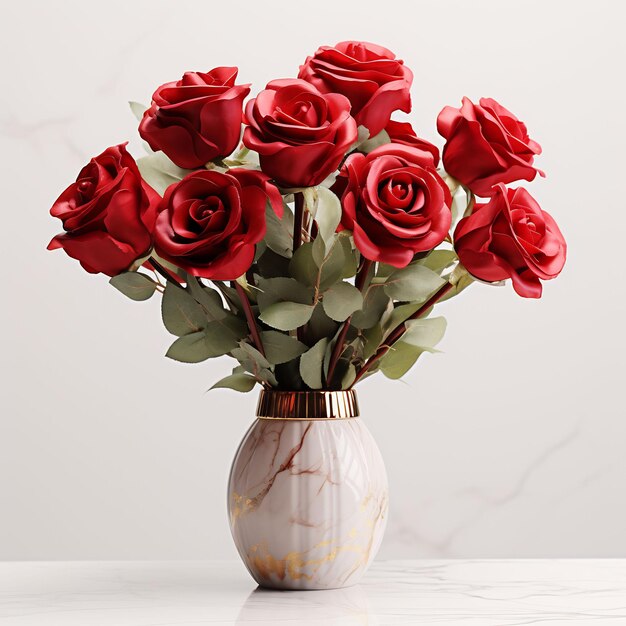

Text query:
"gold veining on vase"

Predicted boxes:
[[256, 389, 359, 420]]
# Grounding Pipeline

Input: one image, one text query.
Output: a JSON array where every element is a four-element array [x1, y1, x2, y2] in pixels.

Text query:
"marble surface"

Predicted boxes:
[[1, 560, 625, 625]]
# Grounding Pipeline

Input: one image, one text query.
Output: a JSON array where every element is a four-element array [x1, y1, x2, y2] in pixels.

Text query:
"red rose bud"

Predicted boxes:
[[385, 120, 440, 166], [243, 79, 357, 189], [299, 41, 413, 137], [139, 67, 250, 170], [454, 184, 566, 298], [337, 144, 451, 267], [437, 97, 544, 197], [47, 144, 158, 276], [154, 169, 282, 280]]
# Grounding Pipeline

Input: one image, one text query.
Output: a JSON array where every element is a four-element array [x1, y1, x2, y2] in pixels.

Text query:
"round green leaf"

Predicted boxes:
[[109, 272, 157, 301], [322, 282, 364, 322], [259, 301, 314, 331]]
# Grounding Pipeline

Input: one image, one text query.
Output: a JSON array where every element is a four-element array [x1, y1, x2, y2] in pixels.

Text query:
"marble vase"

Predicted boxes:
[[228, 390, 388, 590]]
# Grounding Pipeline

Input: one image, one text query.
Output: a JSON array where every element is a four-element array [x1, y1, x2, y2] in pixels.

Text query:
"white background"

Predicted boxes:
[[1, 0, 625, 560]]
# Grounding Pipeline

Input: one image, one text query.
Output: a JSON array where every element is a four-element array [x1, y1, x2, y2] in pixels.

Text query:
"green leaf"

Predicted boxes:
[[380, 342, 425, 379], [314, 187, 342, 253], [256, 248, 291, 278], [110, 272, 157, 301], [289, 242, 319, 287], [299, 338, 328, 390], [260, 330, 308, 365], [259, 301, 314, 331], [362, 324, 383, 360], [256, 277, 313, 311], [129, 101, 148, 122], [358, 128, 391, 153], [352, 287, 392, 329], [382, 264, 446, 302], [402, 316, 447, 349], [341, 363, 357, 389], [306, 303, 339, 344], [231, 342, 277, 386], [209, 373, 257, 393], [339, 235, 358, 279], [165, 326, 237, 363], [322, 282, 364, 322], [384, 302, 421, 335], [136, 153, 190, 195], [264, 200, 294, 258], [318, 237, 346, 290], [185, 276, 228, 320], [379, 317, 447, 379], [162, 281, 207, 336], [418, 249, 457, 274]]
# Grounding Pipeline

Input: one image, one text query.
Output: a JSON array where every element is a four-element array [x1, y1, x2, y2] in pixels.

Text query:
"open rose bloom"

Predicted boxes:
[[47, 41, 566, 391]]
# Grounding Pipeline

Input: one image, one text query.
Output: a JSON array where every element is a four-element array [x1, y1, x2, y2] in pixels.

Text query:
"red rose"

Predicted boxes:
[[385, 120, 440, 166], [139, 67, 250, 170], [437, 97, 544, 197], [299, 41, 413, 137], [454, 184, 566, 298], [154, 169, 282, 280], [243, 79, 357, 188], [48, 144, 158, 276], [338, 144, 451, 267]]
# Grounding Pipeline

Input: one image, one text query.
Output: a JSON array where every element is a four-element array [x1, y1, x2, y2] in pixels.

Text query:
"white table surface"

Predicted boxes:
[[1, 560, 625, 625]]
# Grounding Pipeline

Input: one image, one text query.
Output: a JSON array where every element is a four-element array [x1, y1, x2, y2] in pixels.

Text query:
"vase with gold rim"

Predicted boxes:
[[227, 389, 388, 590]]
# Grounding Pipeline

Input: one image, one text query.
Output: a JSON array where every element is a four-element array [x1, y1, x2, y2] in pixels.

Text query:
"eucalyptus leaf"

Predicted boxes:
[[259, 301, 314, 331], [384, 302, 421, 336], [137, 152, 190, 195], [299, 338, 328, 390], [231, 342, 277, 386], [358, 128, 391, 153], [165, 324, 237, 363], [380, 341, 425, 379], [383, 264, 446, 302], [352, 287, 392, 329], [318, 238, 346, 290], [162, 281, 206, 336], [256, 248, 291, 278], [209, 373, 257, 392], [110, 272, 157, 301], [264, 200, 294, 258], [322, 282, 363, 322], [341, 363, 357, 389], [362, 324, 383, 360], [185, 276, 227, 320], [256, 277, 313, 311], [402, 316, 447, 349], [315, 187, 342, 253], [289, 242, 319, 287], [418, 250, 457, 274], [260, 331, 308, 365], [306, 303, 339, 344], [339, 235, 358, 278], [129, 101, 148, 122]]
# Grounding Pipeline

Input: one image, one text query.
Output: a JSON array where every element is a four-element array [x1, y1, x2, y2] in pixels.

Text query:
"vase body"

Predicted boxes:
[[228, 390, 388, 590]]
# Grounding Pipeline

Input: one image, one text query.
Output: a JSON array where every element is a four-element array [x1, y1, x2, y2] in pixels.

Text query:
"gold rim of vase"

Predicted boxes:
[[256, 390, 359, 420]]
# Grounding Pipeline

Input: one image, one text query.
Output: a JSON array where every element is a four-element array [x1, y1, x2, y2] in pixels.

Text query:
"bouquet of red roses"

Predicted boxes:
[[48, 41, 566, 392]]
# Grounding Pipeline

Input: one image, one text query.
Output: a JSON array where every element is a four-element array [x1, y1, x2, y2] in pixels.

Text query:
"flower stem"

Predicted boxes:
[[149, 257, 181, 286], [234, 281, 265, 357], [325, 258, 373, 388], [352, 280, 454, 386]]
